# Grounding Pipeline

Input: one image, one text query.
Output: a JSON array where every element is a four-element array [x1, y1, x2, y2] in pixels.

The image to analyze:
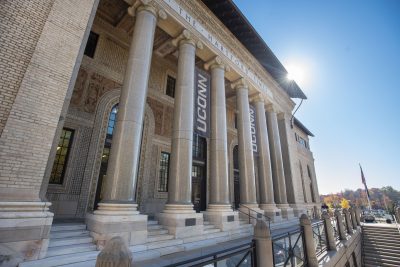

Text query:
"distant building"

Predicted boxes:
[[0, 0, 321, 265]]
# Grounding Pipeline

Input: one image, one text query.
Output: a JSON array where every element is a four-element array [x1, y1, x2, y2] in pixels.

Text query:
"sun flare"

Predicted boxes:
[[285, 62, 308, 86]]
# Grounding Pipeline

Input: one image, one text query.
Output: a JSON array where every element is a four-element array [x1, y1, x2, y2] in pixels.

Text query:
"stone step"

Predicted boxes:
[[133, 245, 185, 262], [203, 228, 221, 234], [147, 220, 158, 225], [364, 254, 400, 266], [51, 224, 86, 232], [46, 243, 97, 257], [147, 229, 169, 236], [19, 251, 99, 267], [204, 221, 211, 225], [147, 224, 163, 230], [363, 238, 400, 246], [50, 229, 90, 239], [49, 236, 93, 247], [146, 234, 174, 243], [364, 248, 400, 259], [146, 238, 183, 250], [183, 230, 229, 243], [364, 260, 399, 267], [204, 224, 217, 230]]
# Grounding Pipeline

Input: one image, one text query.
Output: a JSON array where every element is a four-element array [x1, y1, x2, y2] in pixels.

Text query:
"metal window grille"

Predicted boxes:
[[158, 152, 170, 192], [166, 75, 176, 98], [50, 128, 74, 184], [192, 134, 206, 160]]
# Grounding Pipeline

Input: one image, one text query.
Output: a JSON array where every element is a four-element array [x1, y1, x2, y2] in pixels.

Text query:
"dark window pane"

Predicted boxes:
[[192, 134, 206, 160], [158, 152, 170, 192], [166, 75, 176, 98], [84, 31, 99, 58], [49, 128, 74, 184]]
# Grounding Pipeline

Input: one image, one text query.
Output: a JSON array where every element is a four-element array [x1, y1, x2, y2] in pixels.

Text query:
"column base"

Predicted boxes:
[[289, 204, 307, 217], [238, 204, 265, 225], [203, 204, 239, 231], [276, 204, 294, 219], [86, 203, 147, 249], [0, 202, 53, 266], [157, 204, 204, 238], [259, 204, 282, 223]]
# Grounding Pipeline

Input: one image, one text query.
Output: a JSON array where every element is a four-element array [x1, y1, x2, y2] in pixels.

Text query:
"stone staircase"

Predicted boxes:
[[19, 219, 253, 267], [362, 224, 400, 267]]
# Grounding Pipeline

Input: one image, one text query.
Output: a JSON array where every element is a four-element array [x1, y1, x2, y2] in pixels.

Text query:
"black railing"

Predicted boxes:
[[311, 220, 328, 257], [164, 240, 257, 267], [238, 204, 271, 229], [272, 228, 307, 267]]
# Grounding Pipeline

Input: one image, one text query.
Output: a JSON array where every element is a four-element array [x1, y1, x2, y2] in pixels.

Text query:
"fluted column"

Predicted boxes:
[[266, 105, 293, 218], [100, 4, 157, 207], [232, 78, 257, 207], [253, 96, 281, 221]]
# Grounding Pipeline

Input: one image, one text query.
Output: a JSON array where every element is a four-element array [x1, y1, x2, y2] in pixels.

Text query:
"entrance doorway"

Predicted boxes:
[[233, 145, 240, 209], [192, 134, 207, 213]]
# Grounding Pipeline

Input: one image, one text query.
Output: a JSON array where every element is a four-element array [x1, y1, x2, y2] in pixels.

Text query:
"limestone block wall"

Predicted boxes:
[[0, 0, 54, 135]]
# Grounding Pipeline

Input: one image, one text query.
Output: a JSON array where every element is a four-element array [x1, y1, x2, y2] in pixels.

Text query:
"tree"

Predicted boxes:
[[340, 198, 350, 209]]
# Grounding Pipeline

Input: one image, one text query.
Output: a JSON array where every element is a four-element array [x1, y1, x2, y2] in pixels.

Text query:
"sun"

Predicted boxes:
[[285, 62, 307, 86]]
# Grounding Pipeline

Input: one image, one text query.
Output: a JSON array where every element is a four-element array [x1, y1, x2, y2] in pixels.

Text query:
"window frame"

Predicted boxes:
[[158, 151, 170, 192]]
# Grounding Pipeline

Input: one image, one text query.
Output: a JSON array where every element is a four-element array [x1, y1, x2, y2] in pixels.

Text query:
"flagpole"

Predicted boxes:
[[359, 163, 372, 212]]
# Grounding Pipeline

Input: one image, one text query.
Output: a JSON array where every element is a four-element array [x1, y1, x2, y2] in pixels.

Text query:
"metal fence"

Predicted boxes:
[[165, 240, 257, 267], [311, 220, 328, 257], [272, 229, 307, 267]]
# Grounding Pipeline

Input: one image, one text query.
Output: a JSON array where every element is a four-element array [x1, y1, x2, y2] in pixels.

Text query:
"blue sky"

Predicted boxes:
[[233, 0, 400, 194]]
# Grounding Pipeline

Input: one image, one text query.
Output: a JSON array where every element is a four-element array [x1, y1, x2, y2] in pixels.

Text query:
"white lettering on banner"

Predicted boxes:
[[249, 106, 258, 153], [162, 0, 271, 97], [194, 69, 210, 137]]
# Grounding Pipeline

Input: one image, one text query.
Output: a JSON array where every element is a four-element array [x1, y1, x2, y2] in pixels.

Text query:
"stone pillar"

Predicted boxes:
[[266, 105, 293, 219], [355, 208, 361, 226], [253, 96, 281, 222], [277, 113, 303, 216], [157, 30, 204, 238], [232, 79, 258, 207], [343, 209, 353, 234], [203, 57, 239, 231], [321, 212, 337, 251], [349, 208, 357, 229], [254, 220, 274, 267], [335, 210, 347, 240], [86, 3, 161, 247], [300, 214, 318, 267]]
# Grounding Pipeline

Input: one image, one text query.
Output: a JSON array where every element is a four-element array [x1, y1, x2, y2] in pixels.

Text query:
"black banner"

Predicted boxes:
[[194, 67, 210, 138]]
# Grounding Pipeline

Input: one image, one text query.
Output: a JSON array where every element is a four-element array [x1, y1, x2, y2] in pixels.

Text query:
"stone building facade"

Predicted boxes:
[[0, 0, 320, 264]]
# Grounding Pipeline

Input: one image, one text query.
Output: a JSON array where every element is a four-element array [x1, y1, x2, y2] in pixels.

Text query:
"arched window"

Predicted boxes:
[[94, 104, 118, 208]]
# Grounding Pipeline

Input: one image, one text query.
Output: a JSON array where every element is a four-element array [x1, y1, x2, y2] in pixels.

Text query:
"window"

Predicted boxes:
[[166, 75, 176, 98], [296, 134, 309, 150], [84, 31, 99, 58], [192, 134, 206, 160], [158, 152, 170, 192], [234, 114, 238, 129], [50, 128, 74, 184]]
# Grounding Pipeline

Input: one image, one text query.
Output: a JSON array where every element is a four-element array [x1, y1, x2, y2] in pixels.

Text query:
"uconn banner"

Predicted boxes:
[[249, 105, 258, 154], [194, 67, 210, 138]]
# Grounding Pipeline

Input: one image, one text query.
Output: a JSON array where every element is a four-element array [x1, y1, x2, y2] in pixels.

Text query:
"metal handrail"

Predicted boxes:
[[311, 220, 328, 257], [271, 226, 307, 266], [239, 204, 271, 229], [164, 239, 257, 267]]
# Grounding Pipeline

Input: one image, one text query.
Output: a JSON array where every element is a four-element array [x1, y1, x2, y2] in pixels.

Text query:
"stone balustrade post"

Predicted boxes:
[[300, 214, 318, 267], [396, 207, 400, 223], [334, 210, 347, 240], [321, 212, 337, 251], [254, 220, 274, 267], [349, 208, 357, 229], [355, 208, 361, 226], [343, 209, 353, 234]]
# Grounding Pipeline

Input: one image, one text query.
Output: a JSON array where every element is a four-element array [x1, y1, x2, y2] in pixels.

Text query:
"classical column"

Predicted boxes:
[[278, 112, 304, 216], [86, 3, 162, 247], [266, 104, 293, 218], [203, 57, 239, 230], [158, 30, 204, 238], [232, 79, 258, 207], [253, 96, 281, 222]]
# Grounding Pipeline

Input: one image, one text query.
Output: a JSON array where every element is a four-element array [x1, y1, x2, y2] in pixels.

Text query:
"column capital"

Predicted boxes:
[[250, 93, 265, 104], [231, 77, 248, 91], [172, 29, 203, 49], [204, 56, 230, 72], [265, 103, 275, 112], [128, 1, 167, 20]]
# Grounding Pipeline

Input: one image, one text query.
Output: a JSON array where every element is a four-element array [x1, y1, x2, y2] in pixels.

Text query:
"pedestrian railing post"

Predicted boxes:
[[300, 214, 318, 267], [322, 211, 337, 251], [334, 210, 347, 240], [343, 209, 353, 234], [254, 219, 274, 267]]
